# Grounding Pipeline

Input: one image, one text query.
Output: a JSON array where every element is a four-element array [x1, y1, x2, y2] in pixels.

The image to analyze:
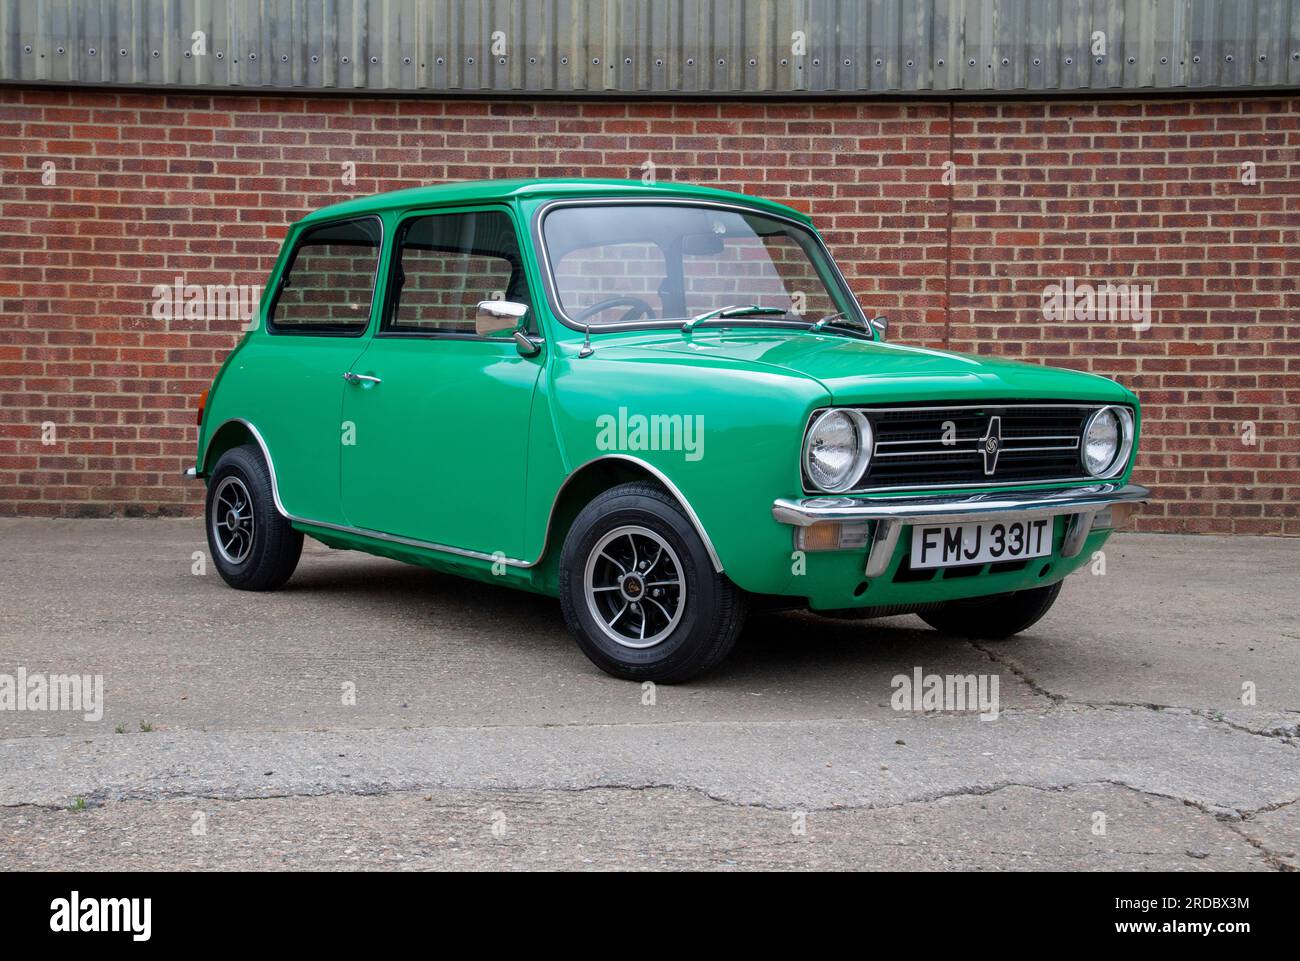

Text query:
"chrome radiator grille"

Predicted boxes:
[[847, 404, 1101, 492]]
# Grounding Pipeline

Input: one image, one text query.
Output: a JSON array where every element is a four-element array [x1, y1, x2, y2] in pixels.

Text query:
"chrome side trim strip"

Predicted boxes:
[[201, 420, 724, 573], [288, 515, 534, 566], [772, 483, 1151, 528]]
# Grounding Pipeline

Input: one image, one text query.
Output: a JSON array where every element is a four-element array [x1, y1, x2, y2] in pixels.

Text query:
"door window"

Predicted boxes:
[[385, 210, 529, 335]]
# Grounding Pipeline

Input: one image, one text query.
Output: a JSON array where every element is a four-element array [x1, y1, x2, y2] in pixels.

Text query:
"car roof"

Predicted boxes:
[[296, 178, 813, 228]]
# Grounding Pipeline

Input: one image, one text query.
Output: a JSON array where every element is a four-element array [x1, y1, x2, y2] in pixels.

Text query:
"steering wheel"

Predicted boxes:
[[575, 296, 655, 324]]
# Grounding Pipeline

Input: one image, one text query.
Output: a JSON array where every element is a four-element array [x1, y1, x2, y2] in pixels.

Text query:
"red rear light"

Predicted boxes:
[[196, 389, 209, 426]]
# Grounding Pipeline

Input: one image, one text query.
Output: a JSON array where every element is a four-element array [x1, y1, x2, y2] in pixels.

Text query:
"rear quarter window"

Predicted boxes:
[[269, 217, 382, 335]]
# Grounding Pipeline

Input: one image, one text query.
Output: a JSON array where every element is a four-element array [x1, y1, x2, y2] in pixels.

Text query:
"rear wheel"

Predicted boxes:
[[205, 444, 303, 591], [559, 482, 746, 683], [918, 582, 1063, 640]]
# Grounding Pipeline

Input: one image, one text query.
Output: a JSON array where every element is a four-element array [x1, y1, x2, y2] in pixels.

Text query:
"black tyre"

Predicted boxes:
[[918, 581, 1063, 640], [204, 444, 303, 591], [559, 482, 746, 683]]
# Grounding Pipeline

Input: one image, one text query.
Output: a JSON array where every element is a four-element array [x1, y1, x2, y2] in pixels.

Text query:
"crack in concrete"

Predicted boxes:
[[967, 639, 1299, 747], [968, 640, 1066, 703], [10, 772, 1296, 840]]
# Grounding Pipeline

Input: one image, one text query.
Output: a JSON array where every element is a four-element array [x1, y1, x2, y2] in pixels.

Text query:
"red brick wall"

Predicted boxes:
[[0, 89, 1296, 533]]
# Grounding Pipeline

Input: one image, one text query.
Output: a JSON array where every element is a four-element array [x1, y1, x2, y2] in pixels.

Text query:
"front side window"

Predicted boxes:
[[542, 203, 852, 328], [385, 210, 529, 335], [270, 217, 381, 334]]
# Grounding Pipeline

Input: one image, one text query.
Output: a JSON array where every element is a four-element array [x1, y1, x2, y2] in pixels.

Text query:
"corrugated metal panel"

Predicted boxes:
[[1, 0, 1298, 95]]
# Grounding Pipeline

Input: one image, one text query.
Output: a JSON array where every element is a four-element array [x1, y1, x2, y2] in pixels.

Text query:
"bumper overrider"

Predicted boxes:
[[772, 483, 1150, 578]]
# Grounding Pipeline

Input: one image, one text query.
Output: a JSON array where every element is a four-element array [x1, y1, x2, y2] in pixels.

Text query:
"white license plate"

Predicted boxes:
[[910, 518, 1053, 570]]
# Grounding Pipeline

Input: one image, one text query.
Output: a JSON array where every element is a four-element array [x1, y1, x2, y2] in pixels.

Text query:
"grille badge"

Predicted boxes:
[[979, 415, 1002, 475]]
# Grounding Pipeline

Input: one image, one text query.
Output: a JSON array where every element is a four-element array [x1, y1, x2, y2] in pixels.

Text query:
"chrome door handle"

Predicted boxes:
[[343, 372, 381, 385]]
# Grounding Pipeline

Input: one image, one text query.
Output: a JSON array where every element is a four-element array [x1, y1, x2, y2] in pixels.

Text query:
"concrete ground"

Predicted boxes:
[[0, 518, 1295, 871]]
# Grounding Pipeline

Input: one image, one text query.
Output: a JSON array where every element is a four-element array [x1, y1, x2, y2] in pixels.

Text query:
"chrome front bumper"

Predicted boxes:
[[772, 483, 1151, 578]]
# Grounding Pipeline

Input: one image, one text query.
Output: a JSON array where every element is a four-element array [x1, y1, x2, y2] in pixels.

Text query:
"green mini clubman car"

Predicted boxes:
[[188, 178, 1149, 682]]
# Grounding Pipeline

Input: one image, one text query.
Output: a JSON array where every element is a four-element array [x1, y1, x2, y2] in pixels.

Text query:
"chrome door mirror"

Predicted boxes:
[[475, 300, 528, 337], [869, 315, 888, 341]]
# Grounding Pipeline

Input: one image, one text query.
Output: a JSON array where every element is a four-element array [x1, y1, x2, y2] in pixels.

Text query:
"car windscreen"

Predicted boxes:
[[541, 203, 852, 328]]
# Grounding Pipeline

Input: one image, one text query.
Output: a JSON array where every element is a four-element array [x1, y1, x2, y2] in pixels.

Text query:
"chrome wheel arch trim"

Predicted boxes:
[[201, 417, 292, 517], [540, 454, 725, 574], [201, 420, 724, 573]]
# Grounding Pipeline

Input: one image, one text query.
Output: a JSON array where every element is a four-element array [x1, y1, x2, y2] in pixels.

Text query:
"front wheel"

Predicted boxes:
[[918, 581, 1063, 640], [205, 444, 303, 591], [559, 483, 746, 683]]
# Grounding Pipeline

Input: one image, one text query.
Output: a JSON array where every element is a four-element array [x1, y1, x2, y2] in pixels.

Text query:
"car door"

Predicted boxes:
[[249, 215, 382, 524], [339, 205, 543, 559]]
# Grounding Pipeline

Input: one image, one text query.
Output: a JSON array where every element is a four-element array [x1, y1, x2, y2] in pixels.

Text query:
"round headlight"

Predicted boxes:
[[1082, 406, 1133, 477], [804, 409, 872, 492]]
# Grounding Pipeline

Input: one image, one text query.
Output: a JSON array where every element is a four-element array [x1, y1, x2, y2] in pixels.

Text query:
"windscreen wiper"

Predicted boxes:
[[681, 304, 789, 333]]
